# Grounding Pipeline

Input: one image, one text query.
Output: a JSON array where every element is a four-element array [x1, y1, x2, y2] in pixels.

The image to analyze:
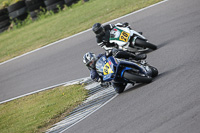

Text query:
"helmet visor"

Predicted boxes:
[[94, 27, 103, 35], [86, 59, 95, 68]]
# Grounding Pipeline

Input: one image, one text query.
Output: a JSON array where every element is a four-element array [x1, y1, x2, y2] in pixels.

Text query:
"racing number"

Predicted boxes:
[[119, 31, 129, 42], [103, 63, 114, 75], [104, 64, 109, 75]]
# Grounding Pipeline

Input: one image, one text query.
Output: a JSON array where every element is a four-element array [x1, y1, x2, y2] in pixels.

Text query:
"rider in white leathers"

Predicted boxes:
[[92, 22, 146, 60]]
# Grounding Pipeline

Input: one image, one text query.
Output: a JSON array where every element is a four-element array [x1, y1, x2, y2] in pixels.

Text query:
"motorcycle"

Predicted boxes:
[[95, 55, 158, 93], [109, 26, 157, 53]]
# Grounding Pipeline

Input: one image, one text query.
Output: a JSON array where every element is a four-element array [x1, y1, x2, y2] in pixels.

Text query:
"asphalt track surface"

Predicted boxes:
[[1, 0, 200, 132]]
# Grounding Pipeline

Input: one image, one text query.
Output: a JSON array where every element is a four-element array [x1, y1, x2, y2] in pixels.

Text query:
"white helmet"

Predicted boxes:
[[83, 52, 96, 68]]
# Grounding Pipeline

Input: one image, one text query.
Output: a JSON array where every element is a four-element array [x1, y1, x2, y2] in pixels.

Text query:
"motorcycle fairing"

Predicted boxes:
[[110, 27, 131, 46], [96, 55, 150, 83], [96, 55, 116, 81]]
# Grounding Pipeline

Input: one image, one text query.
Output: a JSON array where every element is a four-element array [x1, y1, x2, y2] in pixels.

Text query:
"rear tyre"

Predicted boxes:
[[46, 0, 65, 13], [123, 71, 152, 83], [135, 38, 157, 50], [0, 8, 10, 33], [0, 8, 8, 16], [0, 19, 10, 28], [7, 1, 26, 13], [44, 0, 59, 7], [27, 2, 45, 12], [64, 0, 74, 6], [0, 14, 9, 21]]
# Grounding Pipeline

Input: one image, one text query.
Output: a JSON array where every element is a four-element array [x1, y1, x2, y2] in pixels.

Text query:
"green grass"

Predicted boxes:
[[0, 84, 88, 133], [0, 0, 161, 63]]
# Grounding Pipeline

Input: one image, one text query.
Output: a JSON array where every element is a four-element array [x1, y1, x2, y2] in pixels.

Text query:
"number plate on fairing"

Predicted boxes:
[[103, 62, 114, 75], [119, 31, 130, 42]]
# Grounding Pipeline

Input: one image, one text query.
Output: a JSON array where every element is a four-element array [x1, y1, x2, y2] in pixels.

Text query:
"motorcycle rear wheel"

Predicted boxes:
[[135, 38, 157, 50], [123, 71, 152, 83]]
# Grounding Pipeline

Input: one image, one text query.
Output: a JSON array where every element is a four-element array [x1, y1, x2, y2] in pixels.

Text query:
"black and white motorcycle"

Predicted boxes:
[[109, 25, 157, 53]]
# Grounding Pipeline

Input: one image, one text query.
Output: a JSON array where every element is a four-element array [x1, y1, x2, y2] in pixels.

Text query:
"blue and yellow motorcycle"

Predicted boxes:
[[95, 55, 158, 93]]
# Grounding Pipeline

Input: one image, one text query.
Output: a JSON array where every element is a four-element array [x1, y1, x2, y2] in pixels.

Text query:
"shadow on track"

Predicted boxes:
[[123, 83, 149, 94], [120, 66, 181, 94]]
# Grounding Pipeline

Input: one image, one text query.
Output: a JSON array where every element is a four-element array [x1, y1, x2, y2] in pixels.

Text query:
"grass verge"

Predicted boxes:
[[0, 0, 161, 63], [0, 84, 88, 133]]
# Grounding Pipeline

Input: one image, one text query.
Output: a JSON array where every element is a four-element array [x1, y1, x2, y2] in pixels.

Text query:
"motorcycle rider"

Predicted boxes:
[[92, 22, 146, 60], [83, 50, 145, 93]]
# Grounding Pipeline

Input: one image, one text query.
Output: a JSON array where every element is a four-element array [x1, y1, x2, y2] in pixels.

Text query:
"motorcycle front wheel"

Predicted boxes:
[[149, 66, 158, 77], [123, 71, 152, 83], [135, 38, 157, 50]]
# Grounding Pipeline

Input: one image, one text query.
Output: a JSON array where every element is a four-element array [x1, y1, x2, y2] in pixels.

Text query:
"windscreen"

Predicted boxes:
[[95, 56, 107, 76]]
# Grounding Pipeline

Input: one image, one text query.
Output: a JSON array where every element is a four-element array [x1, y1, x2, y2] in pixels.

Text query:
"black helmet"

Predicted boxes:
[[83, 52, 96, 69], [92, 23, 104, 35]]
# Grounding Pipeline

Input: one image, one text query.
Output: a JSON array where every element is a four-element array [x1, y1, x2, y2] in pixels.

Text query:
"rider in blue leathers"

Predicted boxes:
[[83, 49, 145, 93]]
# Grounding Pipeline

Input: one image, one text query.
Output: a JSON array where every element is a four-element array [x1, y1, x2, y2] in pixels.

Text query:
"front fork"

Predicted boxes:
[[139, 60, 153, 77], [129, 36, 149, 52]]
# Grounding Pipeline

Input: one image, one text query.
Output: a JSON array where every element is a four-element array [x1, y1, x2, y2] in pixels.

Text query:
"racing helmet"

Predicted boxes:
[[83, 52, 97, 69], [92, 23, 104, 35]]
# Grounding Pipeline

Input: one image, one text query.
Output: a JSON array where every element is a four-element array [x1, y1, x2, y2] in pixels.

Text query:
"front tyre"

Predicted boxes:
[[149, 66, 158, 77], [123, 71, 152, 83], [135, 38, 157, 50]]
